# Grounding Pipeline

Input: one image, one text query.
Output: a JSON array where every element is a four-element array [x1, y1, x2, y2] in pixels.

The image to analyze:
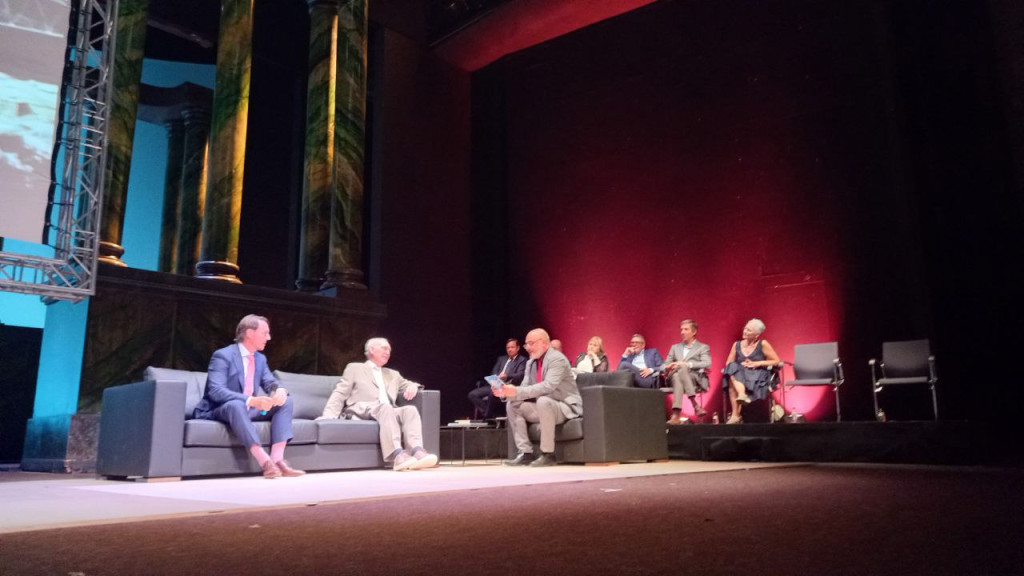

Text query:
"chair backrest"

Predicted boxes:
[[881, 339, 931, 378], [144, 366, 208, 417], [272, 370, 341, 419], [576, 371, 633, 389], [792, 342, 839, 380]]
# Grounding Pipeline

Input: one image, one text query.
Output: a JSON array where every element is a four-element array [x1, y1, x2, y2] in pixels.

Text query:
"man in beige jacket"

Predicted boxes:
[[319, 338, 438, 471]]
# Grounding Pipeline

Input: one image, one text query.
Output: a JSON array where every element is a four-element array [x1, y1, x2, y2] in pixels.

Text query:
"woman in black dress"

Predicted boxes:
[[723, 318, 780, 423]]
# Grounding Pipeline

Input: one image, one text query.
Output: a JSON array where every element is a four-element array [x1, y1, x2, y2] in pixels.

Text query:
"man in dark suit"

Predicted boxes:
[[617, 333, 664, 388], [496, 328, 582, 467], [192, 314, 304, 479], [467, 338, 527, 419]]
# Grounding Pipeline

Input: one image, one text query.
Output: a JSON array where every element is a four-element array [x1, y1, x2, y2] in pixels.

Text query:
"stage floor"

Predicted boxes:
[[0, 460, 796, 534]]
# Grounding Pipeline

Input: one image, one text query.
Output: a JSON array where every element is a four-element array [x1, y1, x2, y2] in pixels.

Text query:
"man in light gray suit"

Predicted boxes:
[[664, 319, 712, 424], [319, 338, 438, 471], [495, 328, 582, 467]]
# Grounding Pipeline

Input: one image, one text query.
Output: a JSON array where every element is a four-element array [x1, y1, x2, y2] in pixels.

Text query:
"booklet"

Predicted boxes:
[[485, 375, 503, 389]]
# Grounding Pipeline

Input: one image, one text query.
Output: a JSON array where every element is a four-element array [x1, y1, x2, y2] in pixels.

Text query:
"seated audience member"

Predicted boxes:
[[550, 339, 563, 352], [496, 328, 582, 467], [722, 318, 780, 424], [663, 319, 712, 424], [468, 338, 527, 419], [573, 336, 609, 374], [193, 314, 304, 478], [319, 338, 439, 471], [617, 333, 664, 388]]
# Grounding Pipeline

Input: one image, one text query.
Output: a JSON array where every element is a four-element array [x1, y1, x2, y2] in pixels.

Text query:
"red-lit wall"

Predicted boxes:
[[484, 0, 935, 421]]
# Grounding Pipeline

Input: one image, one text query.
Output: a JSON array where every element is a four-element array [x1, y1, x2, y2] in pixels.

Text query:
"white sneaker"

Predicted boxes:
[[393, 451, 417, 471], [410, 451, 439, 470]]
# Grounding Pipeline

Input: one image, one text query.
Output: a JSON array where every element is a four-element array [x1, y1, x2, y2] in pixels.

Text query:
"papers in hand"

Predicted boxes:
[[485, 375, 503, 389]]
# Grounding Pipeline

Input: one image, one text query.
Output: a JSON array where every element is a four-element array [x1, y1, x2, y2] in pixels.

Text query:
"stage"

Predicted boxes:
[[0, 460, 791, 534], [667, 420, 1005, 465], [2, 460, 1023, 576]]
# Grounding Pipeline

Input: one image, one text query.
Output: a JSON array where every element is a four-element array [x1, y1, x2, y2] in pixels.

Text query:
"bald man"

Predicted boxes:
[[494, 328, 582, 467]]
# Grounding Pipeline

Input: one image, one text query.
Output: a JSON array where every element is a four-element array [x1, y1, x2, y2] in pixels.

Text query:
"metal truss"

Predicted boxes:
[[0, 0, 116, 302]]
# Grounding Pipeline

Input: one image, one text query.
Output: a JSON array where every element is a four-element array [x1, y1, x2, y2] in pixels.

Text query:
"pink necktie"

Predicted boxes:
[[244, 354, 255, 396]]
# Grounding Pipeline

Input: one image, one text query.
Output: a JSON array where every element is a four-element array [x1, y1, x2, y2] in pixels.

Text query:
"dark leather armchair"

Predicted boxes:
[[506, 371, 668, 463]]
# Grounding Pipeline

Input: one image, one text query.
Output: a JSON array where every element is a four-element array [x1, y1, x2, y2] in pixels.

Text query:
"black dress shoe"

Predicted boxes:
[[504, 452, 536, 466], [529, 453, 558, 467]]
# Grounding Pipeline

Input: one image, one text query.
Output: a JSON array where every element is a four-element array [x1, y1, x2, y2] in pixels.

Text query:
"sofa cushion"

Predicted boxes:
[[528, 417, 583, 442], [272, 370, 340, 420], [145, 366, 208, 418], [184, 418, 318, 447], [316, 418, 381, 444]]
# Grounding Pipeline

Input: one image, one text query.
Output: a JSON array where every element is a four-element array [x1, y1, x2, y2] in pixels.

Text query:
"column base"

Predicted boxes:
[[194, 260, 242, 284], [295, 278, 324, 292], [21, 413, 100, 473], [321, 268, 366, 291], [98, 241, 128, 267]]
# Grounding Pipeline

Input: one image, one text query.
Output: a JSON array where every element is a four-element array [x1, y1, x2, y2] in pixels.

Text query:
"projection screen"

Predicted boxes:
[[0, 0, 71, 243]]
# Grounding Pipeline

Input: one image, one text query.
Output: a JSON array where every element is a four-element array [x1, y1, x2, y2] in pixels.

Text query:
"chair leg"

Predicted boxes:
[[872, 386, 880, 421], [930, 385, 939, 421], [834, 386, 841, 423]]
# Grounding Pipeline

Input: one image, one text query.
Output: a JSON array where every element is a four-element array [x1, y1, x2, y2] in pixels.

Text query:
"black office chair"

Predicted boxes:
[[784, 342, 844, 422], [869, 339, 938, 421]]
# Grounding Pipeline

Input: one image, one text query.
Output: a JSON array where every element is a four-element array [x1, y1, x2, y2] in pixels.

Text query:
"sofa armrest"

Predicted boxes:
[[580, 385, 667, 463], [97, 380, 187, 478], [398, 389, 441, 455]]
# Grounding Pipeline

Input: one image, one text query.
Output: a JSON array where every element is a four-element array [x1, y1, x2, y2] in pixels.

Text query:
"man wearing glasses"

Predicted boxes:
[[494, 328, 582, 467], [617, 333, 664, 388]]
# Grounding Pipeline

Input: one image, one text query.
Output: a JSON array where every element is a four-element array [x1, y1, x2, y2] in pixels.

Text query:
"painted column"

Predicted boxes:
[[177, 106, 211, 276], [323, 0, 367, 290], [98, 0, 149, 266], [196, 0, 254, 283], [296, 0, 339, 291], [158, 119, 185, 273]]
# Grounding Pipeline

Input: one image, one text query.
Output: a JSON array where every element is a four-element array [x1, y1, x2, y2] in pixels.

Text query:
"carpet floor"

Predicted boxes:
[[1, 463, 1021, 575]]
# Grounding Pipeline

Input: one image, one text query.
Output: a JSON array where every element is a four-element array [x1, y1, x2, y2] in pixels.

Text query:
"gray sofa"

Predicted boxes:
[[506, 371, 668, 463], [97, 367, 440, 480]]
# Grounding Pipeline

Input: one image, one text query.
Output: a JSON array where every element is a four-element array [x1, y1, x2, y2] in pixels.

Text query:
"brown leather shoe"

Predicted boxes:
[[667, 414, 683, 425], [274, 459, 305, 477], [261, 460, 281, 479]]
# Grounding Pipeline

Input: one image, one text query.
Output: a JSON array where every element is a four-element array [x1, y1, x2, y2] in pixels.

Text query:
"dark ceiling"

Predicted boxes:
[[142, 0, 508, 64]]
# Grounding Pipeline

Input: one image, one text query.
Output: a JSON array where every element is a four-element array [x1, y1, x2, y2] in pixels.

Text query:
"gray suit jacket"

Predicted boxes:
[[518, 348, 583, 419], [319, 361, 421, 420], [663, 339, 712, 391]]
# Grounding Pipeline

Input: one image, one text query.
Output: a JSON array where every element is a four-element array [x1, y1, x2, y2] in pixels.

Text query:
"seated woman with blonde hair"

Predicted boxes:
[[574, 336, 609, 374], [723, 318, 780, 424]]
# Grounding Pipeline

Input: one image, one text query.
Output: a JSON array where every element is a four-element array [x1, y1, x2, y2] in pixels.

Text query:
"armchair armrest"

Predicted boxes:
[[97, 380, 187, 478], [398, 389, 441, 455], [580, 386, 667, 463], [834, 358, 845, 386], [928, 355, 938, 383]]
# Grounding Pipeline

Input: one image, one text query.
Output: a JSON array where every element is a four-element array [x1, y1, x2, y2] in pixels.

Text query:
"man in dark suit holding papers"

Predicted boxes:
[[468, 338, 527, 418]]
